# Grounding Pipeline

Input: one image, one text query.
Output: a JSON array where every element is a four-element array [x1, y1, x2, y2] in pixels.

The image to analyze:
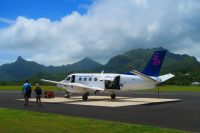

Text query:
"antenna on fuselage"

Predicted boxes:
[[100, 70, 104, 80], [101, 70, 104, 74]]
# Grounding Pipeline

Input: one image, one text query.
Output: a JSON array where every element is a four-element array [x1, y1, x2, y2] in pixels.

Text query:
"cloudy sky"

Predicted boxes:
[[0, 0, 200, 66]]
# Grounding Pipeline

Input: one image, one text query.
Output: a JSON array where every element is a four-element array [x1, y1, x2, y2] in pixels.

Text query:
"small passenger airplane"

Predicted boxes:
[[41, 50, 174, 101]]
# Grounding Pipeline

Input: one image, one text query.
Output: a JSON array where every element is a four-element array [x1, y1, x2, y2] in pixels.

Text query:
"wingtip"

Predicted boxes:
[[40, 79, 46, 81], [168, 73, 175, 77]]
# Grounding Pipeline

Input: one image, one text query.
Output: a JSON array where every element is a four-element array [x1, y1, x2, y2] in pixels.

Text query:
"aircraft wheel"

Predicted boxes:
[[64, 93, 70, 98], [111, 93, 116, 100], [82, 93, 88, 101], [64, 91, 70, 98]]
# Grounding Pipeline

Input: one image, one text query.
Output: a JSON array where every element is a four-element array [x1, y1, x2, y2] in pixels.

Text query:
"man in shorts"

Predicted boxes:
[[22, 80, 32, 106]]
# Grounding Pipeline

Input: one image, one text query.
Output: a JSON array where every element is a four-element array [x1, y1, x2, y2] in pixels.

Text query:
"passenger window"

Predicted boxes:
[[84, 78, 87, 81], [79, 78, 82, 81], [89, 78, 92, 81], [94, 78, 97, 81]]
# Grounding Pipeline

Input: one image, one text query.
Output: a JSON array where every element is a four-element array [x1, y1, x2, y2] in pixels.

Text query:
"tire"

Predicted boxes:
[[111, 93, 116, 100], [82, 94, 88, 101], [64, 94, 70, 98], [64, 91, 71, 98]]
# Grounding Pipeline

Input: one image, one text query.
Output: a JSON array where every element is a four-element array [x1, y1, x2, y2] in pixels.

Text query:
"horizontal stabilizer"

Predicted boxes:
[[131, 70, 158, 83], [158, 73, 175, 82]]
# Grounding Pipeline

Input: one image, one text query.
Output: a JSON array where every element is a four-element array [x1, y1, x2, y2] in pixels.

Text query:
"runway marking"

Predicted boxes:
[[16, 96, 181, 107]]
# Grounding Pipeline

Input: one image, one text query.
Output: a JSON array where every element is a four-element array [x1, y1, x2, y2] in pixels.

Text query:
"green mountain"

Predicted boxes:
[[66, 57, 103, 71], [0, 47, 200, 85], [103, 47, 200, 74], [102, 47, 200, 85], [0, 57, 102, 81], [0, 56, 45, 81]]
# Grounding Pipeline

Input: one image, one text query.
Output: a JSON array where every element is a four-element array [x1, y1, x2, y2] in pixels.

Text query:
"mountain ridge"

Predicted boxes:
[[0, 57, 102, 81], [103, 47, 199, 74], [0, 47, 199, 83]]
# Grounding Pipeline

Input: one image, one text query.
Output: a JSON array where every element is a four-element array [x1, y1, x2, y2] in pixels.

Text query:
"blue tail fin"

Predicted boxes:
[[142, 50, 167, 76]]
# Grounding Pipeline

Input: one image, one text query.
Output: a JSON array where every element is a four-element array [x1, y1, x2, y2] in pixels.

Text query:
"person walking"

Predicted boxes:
[[22, 80, 32, 106], [34, 83, 42, 106]]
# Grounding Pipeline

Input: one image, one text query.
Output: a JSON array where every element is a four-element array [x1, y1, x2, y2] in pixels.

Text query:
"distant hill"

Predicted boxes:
[[0, 57, 102, 81], [103, 47, 200, 74], [66, 57, 103, 71], [0, 56, 45, 81], [0, 47, 200, 85]]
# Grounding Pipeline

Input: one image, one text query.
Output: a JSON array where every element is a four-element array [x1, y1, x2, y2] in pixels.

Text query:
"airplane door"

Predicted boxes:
[[71, 75, 75, 83], [114, 76, 120, 90], [105, 76, 120, 90]]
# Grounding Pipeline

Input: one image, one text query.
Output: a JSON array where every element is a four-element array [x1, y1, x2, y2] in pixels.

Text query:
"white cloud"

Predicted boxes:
[[0, 0, 200, 66]]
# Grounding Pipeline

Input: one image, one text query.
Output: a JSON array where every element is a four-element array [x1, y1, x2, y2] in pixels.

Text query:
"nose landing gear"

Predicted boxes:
[[111, 93, 116, 100], [82, 92, 89, 101], [64, 91, 71, 98]]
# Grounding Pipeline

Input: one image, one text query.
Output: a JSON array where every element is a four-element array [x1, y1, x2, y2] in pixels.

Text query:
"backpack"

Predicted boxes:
[[26, 84, 31, 94], [35, 87, 42, 95]]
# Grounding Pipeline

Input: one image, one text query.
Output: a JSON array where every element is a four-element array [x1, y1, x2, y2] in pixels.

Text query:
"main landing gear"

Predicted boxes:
[[82, 92, 89, 101], [111, 93, 116, 100], [94, 90, 99, 95]]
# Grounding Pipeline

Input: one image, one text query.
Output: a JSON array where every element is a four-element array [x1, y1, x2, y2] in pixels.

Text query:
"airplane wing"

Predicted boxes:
[[98, 77, 115, 81], [66, 82, 104, 91], [41, 79, 61, 84], [130, 70, 159, 83], [41, 79, 104, 92]]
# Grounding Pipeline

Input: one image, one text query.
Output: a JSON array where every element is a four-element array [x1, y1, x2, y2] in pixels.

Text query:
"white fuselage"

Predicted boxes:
[[58, 73, 159, 94]]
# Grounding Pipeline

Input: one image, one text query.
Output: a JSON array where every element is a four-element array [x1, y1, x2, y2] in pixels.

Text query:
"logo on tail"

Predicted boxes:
[[153, 53, 161, 66], [142, 50, 167, 76]]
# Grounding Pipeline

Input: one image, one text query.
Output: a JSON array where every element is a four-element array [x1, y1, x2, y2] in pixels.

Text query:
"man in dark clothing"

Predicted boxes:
[[22, 80, 32, 106], [34, 83, 42, 106]]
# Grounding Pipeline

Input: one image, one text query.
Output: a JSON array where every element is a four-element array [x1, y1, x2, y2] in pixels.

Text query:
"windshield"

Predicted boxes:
[[66, 76, 71, 81]]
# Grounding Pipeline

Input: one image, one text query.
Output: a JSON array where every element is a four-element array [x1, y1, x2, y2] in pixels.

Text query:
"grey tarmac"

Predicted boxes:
[[0, 90, 199, 132]]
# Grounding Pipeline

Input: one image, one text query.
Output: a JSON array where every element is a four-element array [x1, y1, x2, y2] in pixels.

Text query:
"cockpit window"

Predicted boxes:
[[66, 77, 71, 81]]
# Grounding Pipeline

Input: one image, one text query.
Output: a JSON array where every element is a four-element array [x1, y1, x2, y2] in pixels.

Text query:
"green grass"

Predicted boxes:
[[0, 86, 60, 91], [142, 85, 200, 92], [0, 107, 189, 133]]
